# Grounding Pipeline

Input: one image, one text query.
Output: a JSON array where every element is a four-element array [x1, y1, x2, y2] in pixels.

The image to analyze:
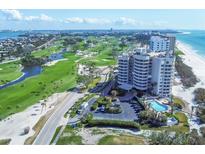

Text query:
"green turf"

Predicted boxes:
[[0, 53, 79, 119], [173, 97, 185, 107], [32, 45, 63, 58], [0, 61, 23, 86], [174, 112, 188, 125], [79, 47, 117, 66], [98, 135, 145, 145]]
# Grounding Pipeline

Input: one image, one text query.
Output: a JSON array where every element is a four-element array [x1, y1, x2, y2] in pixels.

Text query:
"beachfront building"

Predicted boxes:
[[149, 35, 175, 53], [117, 48, 175, 97], [151, 54, 175, 96], [117, 54, 130, 85], [133, 48, 151, 91]]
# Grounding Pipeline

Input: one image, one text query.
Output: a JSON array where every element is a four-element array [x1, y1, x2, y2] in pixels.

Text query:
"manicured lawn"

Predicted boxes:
[[32, 45, 63, 58], [79, 50, 116, 66], [98, 135, 145, 145], [173, 97, 185, 108], [0, 61, 23, 85], [0, 53, 79, 119], [79, 39, 118, 66], [174, 112, 188, 125], [57, 126, 83, 145]]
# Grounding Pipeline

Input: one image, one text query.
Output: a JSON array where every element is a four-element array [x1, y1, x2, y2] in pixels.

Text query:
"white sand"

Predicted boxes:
[[0, 92, 67, 145], [44, 58, 67, 66], [173, 41, 205, 107], [172, 41, 205, 132]]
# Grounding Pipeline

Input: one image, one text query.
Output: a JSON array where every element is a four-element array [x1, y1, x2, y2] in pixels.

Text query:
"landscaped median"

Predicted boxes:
[[67, 93, 96, 118]]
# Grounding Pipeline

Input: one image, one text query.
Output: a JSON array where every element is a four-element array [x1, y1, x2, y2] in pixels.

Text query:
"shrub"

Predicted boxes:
[[81, 113, 93, 124], [175, 56, 198, 88], [91, 102, 98, 111], [194, 88, 205, 104], [6, 106, 11, 110], [200, 127, 205, 137]]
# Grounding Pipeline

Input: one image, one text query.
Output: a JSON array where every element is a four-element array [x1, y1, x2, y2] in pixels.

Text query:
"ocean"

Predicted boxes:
[[0, 31, 26, 40], [176, 30, 205, 58]]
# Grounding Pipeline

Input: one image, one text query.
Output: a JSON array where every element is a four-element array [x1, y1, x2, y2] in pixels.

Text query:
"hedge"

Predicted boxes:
[[86, 119, 140, 130]]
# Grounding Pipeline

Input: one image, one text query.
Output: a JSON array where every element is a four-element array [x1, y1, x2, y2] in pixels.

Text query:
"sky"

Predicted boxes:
[[0, 9, 205, 30]]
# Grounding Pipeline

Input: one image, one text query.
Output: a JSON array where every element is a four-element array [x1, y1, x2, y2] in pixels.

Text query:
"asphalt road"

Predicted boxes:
[[33, 92, 84, 145]]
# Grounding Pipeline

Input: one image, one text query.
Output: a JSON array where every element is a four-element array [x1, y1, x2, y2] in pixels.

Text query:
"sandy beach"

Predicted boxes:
[[172, 41, 205, 131], [173, 41, 205, 107]]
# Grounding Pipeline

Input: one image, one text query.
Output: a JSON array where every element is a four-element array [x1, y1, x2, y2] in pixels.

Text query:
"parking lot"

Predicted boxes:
[[92, 101, 143, 121]]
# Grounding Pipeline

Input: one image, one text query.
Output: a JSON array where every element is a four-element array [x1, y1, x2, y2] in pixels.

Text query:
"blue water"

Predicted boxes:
[[0, 66, 42, 90], [0, 31, 26, 40], [148, 100, 168, 112], [0, 51, 65, 90], [176, 30, 205, 59]]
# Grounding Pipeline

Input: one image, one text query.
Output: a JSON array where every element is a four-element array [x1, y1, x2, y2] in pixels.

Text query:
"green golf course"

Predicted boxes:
[[0, 53, 80, 119], [0, 61, 23, 86]]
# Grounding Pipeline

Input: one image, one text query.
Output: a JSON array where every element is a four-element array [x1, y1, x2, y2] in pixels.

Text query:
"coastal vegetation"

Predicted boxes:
[[175, 56, 198, 87], [194, 88, 205, 105], [194, 88, 205, 123], [57, 126, 83, 145], [0, 139, 11, 145], [149, 129, 205, 145]]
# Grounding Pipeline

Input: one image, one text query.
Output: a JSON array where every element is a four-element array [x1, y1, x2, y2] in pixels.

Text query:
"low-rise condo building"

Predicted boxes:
[[150, 35, 176, 53]]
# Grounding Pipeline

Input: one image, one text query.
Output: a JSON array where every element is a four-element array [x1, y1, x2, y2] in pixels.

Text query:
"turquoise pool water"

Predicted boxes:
[[148, 100, 168, 112]]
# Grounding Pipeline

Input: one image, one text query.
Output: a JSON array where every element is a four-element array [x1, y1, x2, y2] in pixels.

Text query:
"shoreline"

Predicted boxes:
[[173, 40, 205, 130], [173, 41, 205, 107]]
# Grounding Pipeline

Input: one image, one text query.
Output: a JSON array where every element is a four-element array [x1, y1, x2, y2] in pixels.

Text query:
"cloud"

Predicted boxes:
[[114, 17, 142, 26], [1, 10, 54, 22], [1, 9, 23, 20], [24, 14, 54, 22], [0, 10, 168, 28], [65, 17, 111, 24]]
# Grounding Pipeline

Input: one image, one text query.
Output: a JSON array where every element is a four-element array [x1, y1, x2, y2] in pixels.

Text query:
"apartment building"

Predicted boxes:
[[117, 48, 175, 97], [149, 35, 176, 53]]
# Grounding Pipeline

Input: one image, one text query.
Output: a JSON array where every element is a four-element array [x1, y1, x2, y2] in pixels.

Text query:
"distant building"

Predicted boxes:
[[149, 35, 175, 53]]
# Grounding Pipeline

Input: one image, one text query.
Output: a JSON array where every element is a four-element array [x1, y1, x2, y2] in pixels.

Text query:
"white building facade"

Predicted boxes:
[[149, 35, 175, 53], [117, 48, 175, 97]]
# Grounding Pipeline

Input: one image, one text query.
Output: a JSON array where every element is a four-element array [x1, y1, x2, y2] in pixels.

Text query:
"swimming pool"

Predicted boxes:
[[148, 100, 168, 112]]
